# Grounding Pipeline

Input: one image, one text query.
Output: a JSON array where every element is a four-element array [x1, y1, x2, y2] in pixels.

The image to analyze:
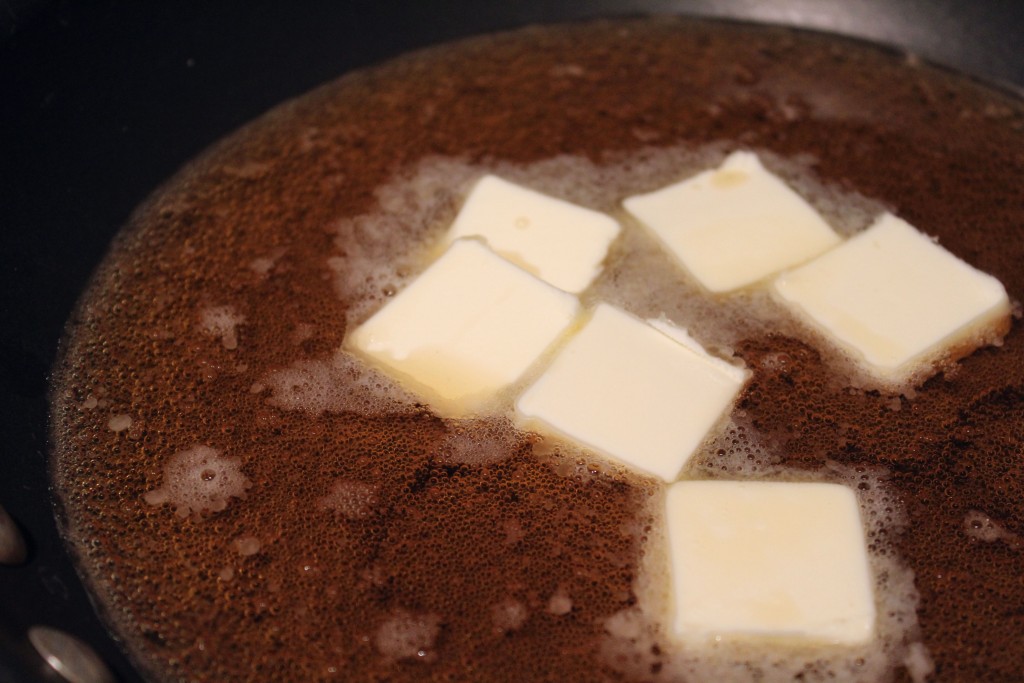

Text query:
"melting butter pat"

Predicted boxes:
[[664, 480, 875, 646], [445, 175, 621, 293], [346, 238, 579, 417], [623, 151, 840, 292], [774, 213, 1011, 385], [516, 304, 747, 482]]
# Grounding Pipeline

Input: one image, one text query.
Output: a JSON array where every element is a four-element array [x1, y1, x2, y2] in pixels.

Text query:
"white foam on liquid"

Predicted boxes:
[[259, 349, 418, 417], [317, 480, 379, 520], [903, 641, 935, 683], [233, 536, 262, 556], [963, 510, 1023, 550], [199, 305, 245, 350], [436, 417, 528, 466], [249, 247, 288, 277], [143, 444, 251, 518], [490, 598, 529, 634], [547, 588, 573, 616], [107, 414, 132, 433], [374, 609, 442, 662]]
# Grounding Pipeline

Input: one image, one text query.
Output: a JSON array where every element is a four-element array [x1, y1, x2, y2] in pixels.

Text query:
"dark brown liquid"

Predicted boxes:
[[49, 18, 1024, 682]]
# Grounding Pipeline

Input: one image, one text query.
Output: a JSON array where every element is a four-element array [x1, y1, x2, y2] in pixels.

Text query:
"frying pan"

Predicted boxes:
[[1, 2, 1022, 681]]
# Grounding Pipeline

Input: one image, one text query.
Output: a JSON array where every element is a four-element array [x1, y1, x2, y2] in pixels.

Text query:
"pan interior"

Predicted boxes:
[[49, 17, 1024, 683]]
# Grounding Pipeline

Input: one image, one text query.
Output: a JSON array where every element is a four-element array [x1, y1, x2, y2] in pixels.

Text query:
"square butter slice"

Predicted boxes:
[[773, 212, 1011, 385], [445, 175, 621, 293], [623, 151, 840, 292], [516, 304, 747, 482], [664, 480, 875, 645], [346, 238, 579, 417]]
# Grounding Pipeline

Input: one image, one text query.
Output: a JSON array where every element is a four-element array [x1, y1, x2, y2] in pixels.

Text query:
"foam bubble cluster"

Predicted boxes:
[[248, 247, 287, 277], [232, 536, 262, 556], [546, 587, 573, 616], [107, 414, 132, 433], [143, 445, 251, 517], [963, 510, 1022, 550], [199, 305, 245, 350], [329, 159, 478, 327], [436, 417, 528, 466], [374, 610, 442, 661], [260, 350, 417, 416], [491, 597, 529, 634], [317, 479, 379, 519]]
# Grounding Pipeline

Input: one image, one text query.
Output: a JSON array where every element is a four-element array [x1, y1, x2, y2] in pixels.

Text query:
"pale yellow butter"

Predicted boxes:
[[664, 480, 876, 645], [516, 304, 747, 482], [774, 212, 1011, 384], [623, 151, 840, 292], [445, 175, 621, 293], [346, 238, 579, 417]]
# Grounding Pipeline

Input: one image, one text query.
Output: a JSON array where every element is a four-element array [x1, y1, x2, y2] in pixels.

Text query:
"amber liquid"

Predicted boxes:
[[50, 18, 1024, 682]]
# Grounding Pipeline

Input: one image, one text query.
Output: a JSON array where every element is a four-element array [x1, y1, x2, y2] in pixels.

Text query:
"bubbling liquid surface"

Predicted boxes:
[[49, 17, 1024, 683]]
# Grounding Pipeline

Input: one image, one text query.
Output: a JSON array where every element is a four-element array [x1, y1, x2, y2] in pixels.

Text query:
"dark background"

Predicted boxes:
[[1, 2, 1022, 681]]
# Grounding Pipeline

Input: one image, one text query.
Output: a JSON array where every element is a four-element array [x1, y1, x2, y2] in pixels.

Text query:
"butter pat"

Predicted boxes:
[[623, 151, 840, 292], [346, 238, 579, 417], [645, 317, 749, 385], [774, 213, 1011, 385], [516, 304, 747, 482], [664, 480, 875, 645], [446, 175, 621, 293]]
